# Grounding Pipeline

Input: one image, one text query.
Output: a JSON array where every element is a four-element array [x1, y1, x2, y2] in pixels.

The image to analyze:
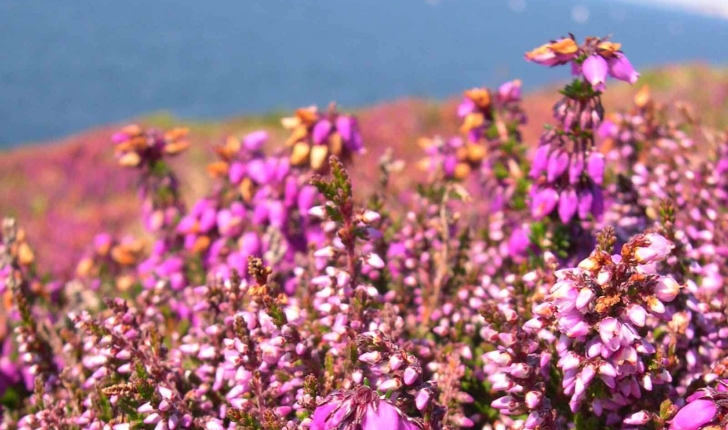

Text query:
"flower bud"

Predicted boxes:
[[361, 210, 381, 224], [525, 391, 542, 409], [358, 351, 381, 364], [308, 206, 327, 218], [403, 367, 419, 385], [655, 276, 680, 303], [313, 246, 336, 258], [415, 388, 431, 411], [634, 233, 673, 264], [364, 253, 385, 269]]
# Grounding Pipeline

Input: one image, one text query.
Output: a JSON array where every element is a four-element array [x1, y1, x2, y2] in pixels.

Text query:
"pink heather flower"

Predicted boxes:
[[531, 187, 559, 219], [243, 130, 268, 151], [298, 185, 318, 213], [508, 225, 531, 262], [497, 79, 522, 102], [654, 276, 680, 302], [625, 304, 646, 327], [361, 404, 419, 430], [599, 317, 622, 352], [582, 55, 608, 91], [547, 150, 570, 182], [598, 119, 618, 138], [576, 287, 594, 310], [568, 155, 584, 184], [228, 162, 246, 184], [457, 98, 477, 117], [623, 411, 650, 426], [491, 395, 516, 411], [335, 116, 354, 140], [403, 367, 418, 385], [359, 351, 381, 364], [247, 159, 270, 184], [586, 152, 605, 185], [558, 189, 578, 223], [577, 187, 594, 219], [524, 391, 542, 409], [669, 399, 717, 430], [530, 144, 550, 178], [313, 119, 333, 145], [608, 53, 640, 84], [415, 389, 431, 411], [634, 233, 673, 264]]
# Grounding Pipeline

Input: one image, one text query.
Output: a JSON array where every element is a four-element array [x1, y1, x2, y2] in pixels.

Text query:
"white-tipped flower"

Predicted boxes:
[[307, 205, 327, 218], [358, 351, 381, 364], [378, 378, 401, 391], [654, 276, 680, 303], [158, 386, 173, 400], [314, 246, 336, 258], [361, 210, 381, 224], [364, 253, 385, 269], [138, 402, 155, 413], [634, 233, 673, 264]]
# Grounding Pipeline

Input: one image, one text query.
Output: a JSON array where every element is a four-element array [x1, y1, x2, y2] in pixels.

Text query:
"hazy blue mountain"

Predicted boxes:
[[0, 0, 726, 146]]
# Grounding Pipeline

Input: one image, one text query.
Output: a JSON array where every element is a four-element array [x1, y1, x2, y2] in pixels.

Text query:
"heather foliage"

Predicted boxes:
[[2, 35, 728, 430]]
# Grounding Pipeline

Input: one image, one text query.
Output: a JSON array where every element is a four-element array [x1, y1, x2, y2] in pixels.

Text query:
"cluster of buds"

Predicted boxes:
[[529, 126, 606, 223], [357, 330, 450, 429], [203, 130, 324, 280], [206, 130, 267, 200], [356, 330, 423, 395], [481, 273, 558, 429], [142, 128, 326, 289], [525, 36, 629, 225], [112, 125, 190, 168], [417, 136, 486, 181], [457, 80, 526, 144], [525, 35, 639, 91], [1, 219, 57, 394], [598, 86, 653, 169], [215, 258, 310, 422], [283, 104, 364, 171], [75, 233, 144, 291], [69, 298, 201, 429], [458, 88, 494, 144], [113, 125, 188, 234], [525, 231, 679, 425]]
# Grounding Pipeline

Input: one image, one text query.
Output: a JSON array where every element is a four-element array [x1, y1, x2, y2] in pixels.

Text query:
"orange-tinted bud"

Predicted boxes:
[[597, 41, 622, 58], [464, 88, 491, 108], [290, 142, 311, 166], [460, 113, 485, 133], [239, 178, 255, 203], [310, 145, 329, 171], [206, 161, 230, 178], [466, 143, 487, 163], [550, 38, 578, 56], [453, 162, 472, 180], [118, 152, 141, 167]]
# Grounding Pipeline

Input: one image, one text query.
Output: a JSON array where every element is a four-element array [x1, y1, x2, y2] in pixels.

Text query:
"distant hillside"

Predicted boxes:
[[1, 63, 727, 277]]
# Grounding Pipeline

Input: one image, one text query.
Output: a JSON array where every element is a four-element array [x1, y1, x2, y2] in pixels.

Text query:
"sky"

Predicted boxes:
[[623, 0, 728, 19]]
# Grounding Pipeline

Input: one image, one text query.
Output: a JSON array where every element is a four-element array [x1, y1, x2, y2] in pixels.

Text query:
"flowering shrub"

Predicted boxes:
[[1, 34, 728, 430]]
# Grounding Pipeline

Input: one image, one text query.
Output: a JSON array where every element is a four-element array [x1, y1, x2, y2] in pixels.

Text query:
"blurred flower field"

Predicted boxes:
[[3, 37, 728, 429]]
